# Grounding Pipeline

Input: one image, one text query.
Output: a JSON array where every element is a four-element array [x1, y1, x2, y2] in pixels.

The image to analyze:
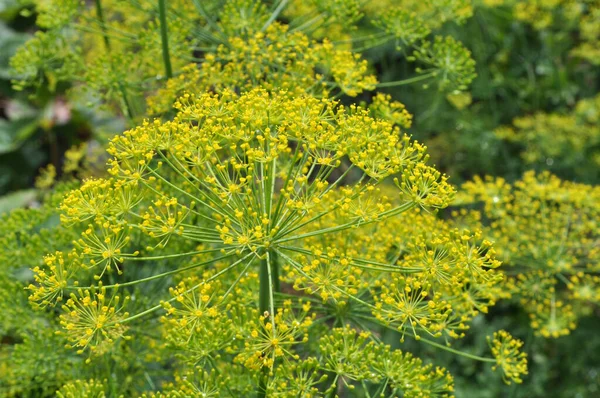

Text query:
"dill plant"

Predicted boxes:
[[13, 88, 529, 396], [0, 0, 538, 396]]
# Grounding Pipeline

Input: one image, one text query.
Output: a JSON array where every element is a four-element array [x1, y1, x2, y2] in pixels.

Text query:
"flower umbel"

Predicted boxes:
[[487, 330, 528, 384], [59, 287, 130, 358]]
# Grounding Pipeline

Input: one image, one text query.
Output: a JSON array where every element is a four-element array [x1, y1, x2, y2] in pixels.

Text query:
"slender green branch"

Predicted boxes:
[[124, 247, 225, 261], [556, 273, 570, 285], [262, 0, 290, 31], [258, 254, 270, 398], [373, 320, 497, 363], [111, 252, 255, 325], [192, 0, 222, 34], [222, 259, 253, 301], [67, 251, 236, 290], [417, 337, 496, 363], [327, 374, 339, 398], [352, 36, 395, 53], [94, 0, 111, 51], [94, 0, 133, 121], [259, 255, 270, 316], [274, 200, 414, 244], [158, 0, 173, 78], [376, 73, 435, 88], [278, 245, 422, 274], [290, 13, 324, 33], [266, 252, 277, 327], [361, 380, 373, 398], [271, 250, 280, 293]]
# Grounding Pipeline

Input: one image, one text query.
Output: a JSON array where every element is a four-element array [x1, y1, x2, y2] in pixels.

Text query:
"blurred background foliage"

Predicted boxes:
[[0, 0, 120, 201], [367, 0, 600, 184], [0, 0, 598, 396]]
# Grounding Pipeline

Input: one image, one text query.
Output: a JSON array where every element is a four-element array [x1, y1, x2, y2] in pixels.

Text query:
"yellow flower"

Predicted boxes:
[[487, 330, 528, 384]]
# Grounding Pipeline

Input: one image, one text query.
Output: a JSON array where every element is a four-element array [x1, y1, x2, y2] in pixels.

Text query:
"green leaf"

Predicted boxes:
[[0, 0, 22, 20], [0, 188, 37, 213], [0, 117, 39, 154], [0, 21, 30, 79]]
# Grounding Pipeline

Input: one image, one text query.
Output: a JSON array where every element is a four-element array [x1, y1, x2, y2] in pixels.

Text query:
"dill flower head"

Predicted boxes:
[[455, 171, 600, 337], [528, 299, 577, 338], [22, 88, 518, 395], [104, 88, 451, 255], [487, 330, 528, 384], [373, 347, 454, 397], [368, 93, 413, 129], [55, 379, 108, 398], [13, 0, 384, 121], [147, 22, 378, 115], [59, 287, 130, 358], [43, 88, 457, 359], [28, 251, 74, 307], [568, 273, 600, 302], [236, 300, 314, 373], [374, 8, 431, 49], [11, 0, 200, 112], [161, 275, 238, 366], [318, 326, 454, 396], [410, 35, 477, 92]]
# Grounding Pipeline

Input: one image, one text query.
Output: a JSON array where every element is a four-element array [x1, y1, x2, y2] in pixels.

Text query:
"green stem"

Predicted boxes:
[[258, 371, 268, 398], [262, 0, 290, 31], [94, 0, 133, 122], [257, 249, 280, 398], [418, 337, 496, 363], [376, 73, 435, 88], [258, 255, 270, 398], [327, 374, 339, 398], [259, 256, 270, 317], [278, 245, 422, 273], [192, 0, 222, 34], [271, 250, 280, 293], [275, 201, 414, 243], [124, 247, 224, 261], [111, 252, 253, 325], [556, 273, 570, 285], [94, 0, 111, 51], [158, 0, 173, 78], [67, 251, 235, 290]]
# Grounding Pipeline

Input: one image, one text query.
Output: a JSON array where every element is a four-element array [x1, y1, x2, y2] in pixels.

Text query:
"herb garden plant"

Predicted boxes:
[[1, 0, 598, 397], [17, 88, 525, 396]]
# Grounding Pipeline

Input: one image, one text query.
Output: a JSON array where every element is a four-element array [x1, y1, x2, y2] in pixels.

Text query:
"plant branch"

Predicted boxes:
[[158, 0, 173, 78]]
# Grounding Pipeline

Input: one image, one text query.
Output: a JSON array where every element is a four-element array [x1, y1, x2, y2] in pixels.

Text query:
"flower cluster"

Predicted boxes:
[[59, 287, 130, 358], [455, 171, 600, 337], [373, 3, 476, 92], [55, 379, 107, 398], [16, 88, 526, 395], [487, 330, 528, 384], [11, 0, 201, 117], [147, 23, 377, 115], [495, 94, 600, 176]]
